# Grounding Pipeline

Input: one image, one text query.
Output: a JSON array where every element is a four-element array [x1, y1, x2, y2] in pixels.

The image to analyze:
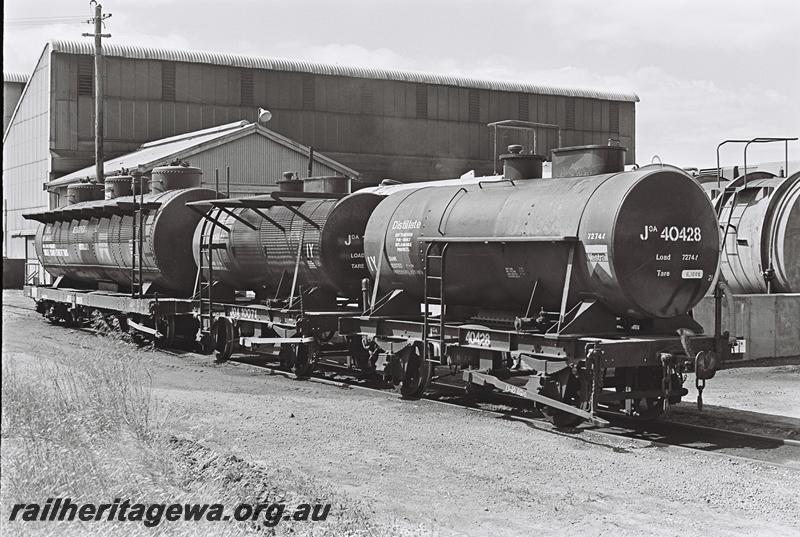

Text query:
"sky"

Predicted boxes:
[[4, 0, 799, 168]]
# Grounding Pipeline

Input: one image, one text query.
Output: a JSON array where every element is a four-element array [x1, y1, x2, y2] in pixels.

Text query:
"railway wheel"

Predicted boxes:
[[614, 367, 667, 421], [539, 371, 587, 428], [213, 318, 237, 362], [279, 340, 318, 378], [348, 336, 373, 372], [400, 342, 433, 399], [63, 307, 83, 328], [155, 315, 176, 348], [45, 302, 69, 325]]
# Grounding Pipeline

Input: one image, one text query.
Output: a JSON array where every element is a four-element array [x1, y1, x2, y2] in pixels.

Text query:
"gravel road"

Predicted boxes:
[[3, 290, 799, 536]]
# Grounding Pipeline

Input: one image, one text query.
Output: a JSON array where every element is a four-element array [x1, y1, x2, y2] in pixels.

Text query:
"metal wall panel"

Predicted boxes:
[[162, 101, 175, 138], [187, 64, 202, 104], [427, 85, 439, 119], [215, 68, 229, 106], [575, 98, 585, 130], [52, 55, 70, 100], [556, 97, 566, 132], [3, 82, 25, 134], [536, 95, 547, 124], [188, 132, 344, 190], [148, 61, 161, 100], [3, 50, 51, 257], [8, 50, 639, 239], [186, 103, 203, 132], [404, 84, 416, 118], [175, 62, 190, 102], [147, 101, 161, 140], [253, 69, 267, 107], [133, 100, 147, 139], [120, 59, 136, 99], [77, 95, 93, 140], [592, 99, 602, 131], [133, 60, 147, 98], [115, 99, 130, 139], [479, 90, 489, 124], [105, 58, 120, 97], [200, 65, 215, 103]]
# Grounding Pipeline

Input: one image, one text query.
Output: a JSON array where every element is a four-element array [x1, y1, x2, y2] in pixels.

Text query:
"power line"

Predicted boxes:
[[6, 16, 88, 26]]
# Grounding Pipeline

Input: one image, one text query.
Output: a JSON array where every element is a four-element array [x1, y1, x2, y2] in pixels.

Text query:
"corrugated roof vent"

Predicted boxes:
[[240, 70, 254, 107], [362, 86, 374, 113], [415, 85, 428, 118], [78, 56, 94, 96], [162, 62, 175, 101], [518, 94, 529, 121], [302, 75, 315, 110], [566, 98, 576, 130], [468, 90, 480, 121], [609, 101, 619, 134]]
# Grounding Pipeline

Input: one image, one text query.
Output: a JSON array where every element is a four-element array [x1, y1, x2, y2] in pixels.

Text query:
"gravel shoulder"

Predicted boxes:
[[3, 290, 799, 536]]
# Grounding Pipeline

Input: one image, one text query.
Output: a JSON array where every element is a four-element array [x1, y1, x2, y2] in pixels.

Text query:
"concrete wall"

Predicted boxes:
[[694, 293, 800, 362]]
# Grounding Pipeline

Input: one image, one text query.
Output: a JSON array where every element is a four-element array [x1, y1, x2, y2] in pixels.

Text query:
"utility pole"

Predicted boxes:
[[82, 1, 111, 184]]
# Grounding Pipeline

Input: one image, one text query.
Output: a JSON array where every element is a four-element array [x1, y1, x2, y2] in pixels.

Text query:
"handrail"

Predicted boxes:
[[269, 191, 320, 230], [437, 188, 466, 235], [715, 137, 797, 190], [487, 119, 561, 174]]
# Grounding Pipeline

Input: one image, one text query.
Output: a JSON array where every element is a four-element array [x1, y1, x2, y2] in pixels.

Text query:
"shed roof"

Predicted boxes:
[[3, 72, 29, 84], [48, 120, 359, 189], [47, 39, 639, 103]]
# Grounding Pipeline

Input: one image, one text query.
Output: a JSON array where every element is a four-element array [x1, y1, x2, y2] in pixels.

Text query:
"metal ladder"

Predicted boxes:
[[194, 213, 219, 337], [130, 200, 142, 298], [423, 241, 449, 363], [719, 193, 747, 255]]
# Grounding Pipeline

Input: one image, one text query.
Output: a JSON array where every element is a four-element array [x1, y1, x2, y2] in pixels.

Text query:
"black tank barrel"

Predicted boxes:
[[364, 165, 721, 319]]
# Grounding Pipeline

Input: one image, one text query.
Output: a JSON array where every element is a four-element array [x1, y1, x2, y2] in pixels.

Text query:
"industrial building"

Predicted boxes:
[[3, 72, 28, 134], [47, 120, 359, 203], [3, 39, 638, 261]]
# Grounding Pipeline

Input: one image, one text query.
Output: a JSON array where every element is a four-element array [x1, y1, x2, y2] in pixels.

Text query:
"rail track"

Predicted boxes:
[[8, 298, 799, 469], [221, 352, 800, 470]]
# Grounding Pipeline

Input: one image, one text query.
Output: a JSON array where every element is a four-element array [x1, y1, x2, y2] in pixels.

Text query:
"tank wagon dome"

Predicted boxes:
[[363, 162, 721, 319], [104, 175, 134, 199], [66, 182, 104, 204], [149, 165, 203, 193]]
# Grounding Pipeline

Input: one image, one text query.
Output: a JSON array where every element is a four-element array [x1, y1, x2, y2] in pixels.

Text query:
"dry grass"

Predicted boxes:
[[0, 334, 417, 536]]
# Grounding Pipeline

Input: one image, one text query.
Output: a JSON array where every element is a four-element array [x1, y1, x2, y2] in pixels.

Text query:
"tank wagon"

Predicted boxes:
[[715, 171, 799, 294], [23, 145, 734, 426], [184, 176, 385, 372], [24, 166, 216, 344]]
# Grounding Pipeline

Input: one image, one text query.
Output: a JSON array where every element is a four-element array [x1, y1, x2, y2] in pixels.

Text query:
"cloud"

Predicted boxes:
[[3, 0, 798, 169], [251, 42, 419, 71]]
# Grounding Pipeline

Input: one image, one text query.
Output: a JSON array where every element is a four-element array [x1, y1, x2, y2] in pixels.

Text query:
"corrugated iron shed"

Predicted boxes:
[[48, 39, 639, 103], [4, 72, 29, 84], [48, 120, 359, 190]]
